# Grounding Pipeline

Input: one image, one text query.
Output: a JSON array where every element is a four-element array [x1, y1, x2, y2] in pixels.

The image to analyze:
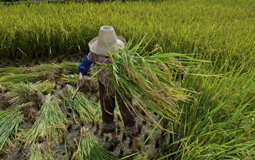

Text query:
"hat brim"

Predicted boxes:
[[88, 36, 127, 56]]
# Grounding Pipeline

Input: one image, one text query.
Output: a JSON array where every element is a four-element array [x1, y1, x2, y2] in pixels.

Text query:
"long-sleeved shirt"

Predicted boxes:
[[78, 51, 111, 86]]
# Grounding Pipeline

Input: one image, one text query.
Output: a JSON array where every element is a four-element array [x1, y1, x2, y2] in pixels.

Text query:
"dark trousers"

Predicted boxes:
[[99, 80, 138, 138]]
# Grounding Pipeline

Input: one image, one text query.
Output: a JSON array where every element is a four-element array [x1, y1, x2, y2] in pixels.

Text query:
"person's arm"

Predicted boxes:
[[78, 54, 93, 76], [77, 53, 93, 88]]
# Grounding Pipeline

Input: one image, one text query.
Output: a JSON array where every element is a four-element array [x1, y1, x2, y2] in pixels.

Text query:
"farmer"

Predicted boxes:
[[76, 26, 139, 155]]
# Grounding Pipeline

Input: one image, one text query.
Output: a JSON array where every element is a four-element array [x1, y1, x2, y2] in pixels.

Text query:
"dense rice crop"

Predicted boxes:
[[0, 0, 254, 71]]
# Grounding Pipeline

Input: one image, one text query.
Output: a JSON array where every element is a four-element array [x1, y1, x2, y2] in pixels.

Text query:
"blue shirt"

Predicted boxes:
[[78, 54, 93, 75]]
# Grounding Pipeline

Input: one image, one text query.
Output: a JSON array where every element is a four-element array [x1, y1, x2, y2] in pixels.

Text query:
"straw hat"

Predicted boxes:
[[88, 26, 127, 56]]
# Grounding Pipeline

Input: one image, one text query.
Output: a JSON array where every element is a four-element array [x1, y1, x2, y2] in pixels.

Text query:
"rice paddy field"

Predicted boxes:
[[0, 0, 255, 159]]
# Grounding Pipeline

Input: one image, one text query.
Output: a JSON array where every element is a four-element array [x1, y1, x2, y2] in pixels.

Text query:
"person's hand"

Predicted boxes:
[[77, 72, 85, 88]]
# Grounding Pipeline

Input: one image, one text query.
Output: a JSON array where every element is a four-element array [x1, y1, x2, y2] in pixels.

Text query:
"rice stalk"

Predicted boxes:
[[29, 142, 54, 160], [61, 85, 101, 123], [59, 75, 98, 92], [59, 61, 80, 74], [25, 95, 69, 146], [71, 127, 114, 160], [102, 40, 203, 131], [6, 81, 54, 106], [33, 63, 61, 72], [0, 67, 31, 77], [0, 102, 32, 152], [0, 74, 41, 86]]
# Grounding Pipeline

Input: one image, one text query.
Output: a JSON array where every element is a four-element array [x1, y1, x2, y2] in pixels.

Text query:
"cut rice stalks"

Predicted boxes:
[[0, 67, 31, 77], [29, 142, 54, 160], [59, 61, 80, 74], [7, 81, 55, 105], [72, 127, 114, 160], [0, 74, 41, 87], [61, 85, 101, 123], [8, 80, 55, 94], [25, 95, 69, 146], [0, 102, 32, 152], [102, 40, 204, 130], [59, 75, 98, 92]]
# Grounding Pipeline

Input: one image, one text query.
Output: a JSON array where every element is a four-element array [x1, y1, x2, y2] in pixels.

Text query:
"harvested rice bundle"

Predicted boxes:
[[61, 85, 100, 123], [7, 81, 54, 106], [0, 103, 32, 151], [59, 75, 98, 92], [0, 67, 30, 77], [29, 143, 54, 160], [72, 127, 114, 160], [9, 80, 55, 98], [25, 95, 69, 146], [0, 74, 41, 86], [103, 41, 200, 129], [33, 63, 61, 72], [59, 61, 80, 74]]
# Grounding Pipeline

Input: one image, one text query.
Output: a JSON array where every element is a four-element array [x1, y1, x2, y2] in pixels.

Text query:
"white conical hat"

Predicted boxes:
[[88, 26, 126, 56]]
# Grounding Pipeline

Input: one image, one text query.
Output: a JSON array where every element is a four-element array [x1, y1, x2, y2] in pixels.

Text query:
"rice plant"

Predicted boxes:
[[0, 0, 254, 72], [29, 143, 54, 160], [156, 60, 255, 159], [61, 85, 101, 123], [0, 103, 32, 152], [72, 126, 114, 160], [25, 95, 69, 146], [101, 40, 204, 131]]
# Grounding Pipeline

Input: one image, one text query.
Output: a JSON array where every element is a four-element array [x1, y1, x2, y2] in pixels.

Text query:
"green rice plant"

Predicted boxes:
[[157, 60, 255, 159], [29, 143, 54, 160], [101, 40, 203, 131], [61, 85, 101, 123], [0, 0, 254, 73], [25, 95, 69, 146], [72, 126, 114, 160], [0, 102, 32, 151]]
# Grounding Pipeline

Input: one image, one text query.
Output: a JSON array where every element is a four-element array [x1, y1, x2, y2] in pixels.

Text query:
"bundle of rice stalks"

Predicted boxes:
[[72, 127, 114, 160], [0, 67, 30, 77], [25, 95, 69, 146], [29, 143, 54, 160], [33, 63, 61, 72], [59, 61, 80, 74], [103, 40, 203, 130], [0, 103, 32, 152], [0, 74, 41, 87], [59, 75, 98, 92], [8, 80, 55, 105], [0, 92, 18, 110], [61, 85, 100, 123]]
